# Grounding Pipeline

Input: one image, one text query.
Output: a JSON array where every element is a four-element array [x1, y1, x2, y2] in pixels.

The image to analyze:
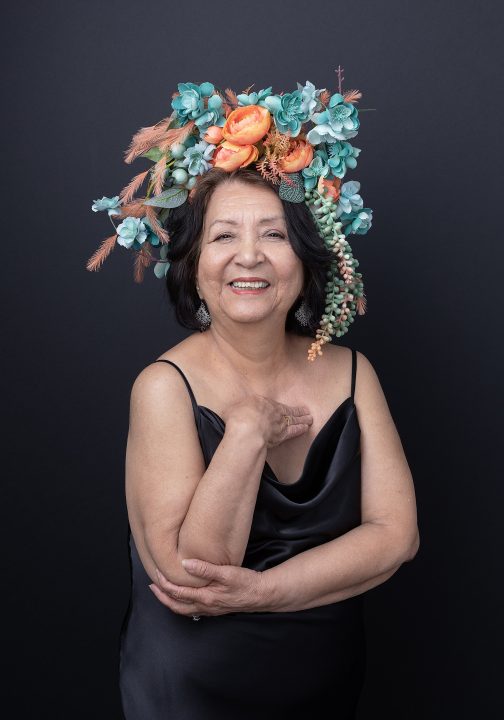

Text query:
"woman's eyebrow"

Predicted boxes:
[[209, 215, 286, 229]]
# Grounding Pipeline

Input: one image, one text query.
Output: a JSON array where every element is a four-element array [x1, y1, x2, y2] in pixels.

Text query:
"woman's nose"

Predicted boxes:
[[233, 237, 265, 263]]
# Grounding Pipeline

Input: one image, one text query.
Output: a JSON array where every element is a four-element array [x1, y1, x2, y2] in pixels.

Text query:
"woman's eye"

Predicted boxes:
[[214, 232, 284, 241]]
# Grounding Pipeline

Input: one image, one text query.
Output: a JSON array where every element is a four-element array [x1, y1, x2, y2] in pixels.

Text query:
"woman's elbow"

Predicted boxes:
[[143, 526, 213, 588], [381, 522, 420, 565], [403, 527, 420, 562]]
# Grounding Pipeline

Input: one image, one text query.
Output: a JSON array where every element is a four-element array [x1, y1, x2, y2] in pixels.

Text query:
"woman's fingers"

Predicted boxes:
[[148, 582, 204, 616], [154, 568, 199, 603], [282, 405, 313, 430]]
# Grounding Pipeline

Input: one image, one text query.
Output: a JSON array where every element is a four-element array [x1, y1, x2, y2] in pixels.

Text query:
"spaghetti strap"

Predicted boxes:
[[153, 359, 199, 415], [350, 348, 357, 402]]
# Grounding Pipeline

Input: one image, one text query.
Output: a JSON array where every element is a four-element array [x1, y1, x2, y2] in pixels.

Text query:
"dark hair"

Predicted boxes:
[[164, 165, 334, 336]]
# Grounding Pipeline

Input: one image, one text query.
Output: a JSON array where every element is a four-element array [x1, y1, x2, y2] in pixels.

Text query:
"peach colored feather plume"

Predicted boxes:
[[319, 89, 331, 105], [143, 205, 171, 244], [152, 155, 167, 196], [123, 113, 176, 164], [214, 89, 232, 118], [133, 246, 153, 283], [116, 200, 147, 219], [86, 233, 117, 272], [356, 295, 367, 315], [157, 119, 196, 154], [343, 89, 362, 104], [225, 88, 238, 106], [222, 88, 238, 117], [119, 169, 150, 204]]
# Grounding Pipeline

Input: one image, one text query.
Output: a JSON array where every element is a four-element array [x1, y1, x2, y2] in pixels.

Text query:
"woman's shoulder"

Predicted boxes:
[[291, 335, 354, 373], [293, 338, 380, 403], [131, 335, 201, 400]]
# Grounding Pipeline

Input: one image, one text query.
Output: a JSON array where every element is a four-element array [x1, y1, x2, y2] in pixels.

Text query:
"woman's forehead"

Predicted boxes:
[[205, 189, 285, 225]]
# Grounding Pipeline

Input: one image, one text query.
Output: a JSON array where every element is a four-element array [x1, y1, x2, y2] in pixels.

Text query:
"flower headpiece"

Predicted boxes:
[[87, 67, 373, 361]]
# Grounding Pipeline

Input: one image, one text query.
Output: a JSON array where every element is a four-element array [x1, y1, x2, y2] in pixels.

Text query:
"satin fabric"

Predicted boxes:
[[119, 349, 366, 719]]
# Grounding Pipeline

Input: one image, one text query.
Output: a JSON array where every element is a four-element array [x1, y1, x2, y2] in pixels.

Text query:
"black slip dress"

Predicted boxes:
[[119, 347, 366, 720]]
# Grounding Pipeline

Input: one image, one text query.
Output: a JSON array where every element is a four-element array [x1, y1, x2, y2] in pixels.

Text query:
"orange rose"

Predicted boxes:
[[318, 176, 341, 201], [278, 139, 314, 172], [203, 125, 224, 144], [211, 140, 259, 171], [222, 105, 271, 146]]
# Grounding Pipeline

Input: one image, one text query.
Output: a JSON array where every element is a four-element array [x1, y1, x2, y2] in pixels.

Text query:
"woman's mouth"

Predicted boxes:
[[227, 281, 271, 294]]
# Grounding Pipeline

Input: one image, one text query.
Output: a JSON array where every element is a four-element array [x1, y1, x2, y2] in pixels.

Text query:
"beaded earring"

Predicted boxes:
[[294, 298, 312, 327], [195, 296, 211, 331]]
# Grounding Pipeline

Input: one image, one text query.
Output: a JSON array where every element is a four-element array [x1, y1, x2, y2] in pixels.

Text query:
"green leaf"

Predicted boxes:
[[154, 261, 170, 279], [141, 147, 164, 162], [279, 172, 305, 203], [158, 207, 172, 225], [144, 187, 188, 208]]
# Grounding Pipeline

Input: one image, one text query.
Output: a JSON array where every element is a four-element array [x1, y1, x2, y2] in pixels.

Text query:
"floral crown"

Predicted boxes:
[[87, 67, 373, 361]]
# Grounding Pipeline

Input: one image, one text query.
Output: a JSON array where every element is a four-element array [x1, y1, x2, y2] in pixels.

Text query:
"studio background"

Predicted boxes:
[[3, 1, 502, 717]]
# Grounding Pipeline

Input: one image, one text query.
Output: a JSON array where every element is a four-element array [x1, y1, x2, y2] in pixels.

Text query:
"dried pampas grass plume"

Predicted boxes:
[[86, 234, 117, 272]]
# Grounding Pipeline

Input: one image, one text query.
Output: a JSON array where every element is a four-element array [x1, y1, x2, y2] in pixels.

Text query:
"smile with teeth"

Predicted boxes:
[[229, 281, 270, 288]]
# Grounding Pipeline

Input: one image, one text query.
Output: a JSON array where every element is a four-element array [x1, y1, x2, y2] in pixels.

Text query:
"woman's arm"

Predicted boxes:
[[126, 364, 268, 590], [258, 520, 419, 612], [147, 530, 416, 617], [177, 419, 267, 568], [259, 349, 420, 612]]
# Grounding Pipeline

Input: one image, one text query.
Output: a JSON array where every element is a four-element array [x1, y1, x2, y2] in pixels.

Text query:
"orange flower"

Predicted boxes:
[[203, 125, 224, 144], [278, 139, 314, 172], [318, 176, 341, 201], [211, 140, 259, 171], [222, 105, 271, 146]]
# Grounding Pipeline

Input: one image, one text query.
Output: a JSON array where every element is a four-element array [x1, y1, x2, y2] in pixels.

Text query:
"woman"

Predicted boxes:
[[118, 165, 419, 718]]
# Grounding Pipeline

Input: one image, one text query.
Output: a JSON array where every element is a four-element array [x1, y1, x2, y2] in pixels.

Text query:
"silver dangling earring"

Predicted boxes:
[[195, 288, 211, 332], [295, 298, 312, 326]]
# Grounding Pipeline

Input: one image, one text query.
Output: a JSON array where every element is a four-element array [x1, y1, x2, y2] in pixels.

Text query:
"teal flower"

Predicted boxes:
[[237, 86, 273, 107], [154, 243, 170, 279], [142, 215, 160, 247], [171, 82, 220, 127], [306, 92, 360, 144], [116, 217, 148, 249], [263, 89, 310, 138], [302, 148, 330, 191], [296, 80, 325, 118], [326, 141, 361, 179], [340, 208, 373, 236], [174, 139, 216, 176], [91, 195, 121, 216], [194, 93, 226, 132], [334, 180, 364, 219]]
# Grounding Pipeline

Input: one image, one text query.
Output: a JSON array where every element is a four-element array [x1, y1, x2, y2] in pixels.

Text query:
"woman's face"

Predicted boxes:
[[196, 180, 304, 328]]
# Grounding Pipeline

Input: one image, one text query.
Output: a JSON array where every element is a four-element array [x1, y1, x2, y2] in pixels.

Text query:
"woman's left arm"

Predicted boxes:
[[259, 520, 417, 612], [260, 350, 420, 612]]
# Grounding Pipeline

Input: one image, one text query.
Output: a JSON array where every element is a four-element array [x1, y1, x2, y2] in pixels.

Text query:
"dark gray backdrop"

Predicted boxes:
[[3, 0, 502, 717]]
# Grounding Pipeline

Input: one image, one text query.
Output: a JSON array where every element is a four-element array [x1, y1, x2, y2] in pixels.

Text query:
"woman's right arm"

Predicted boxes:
[[125, 364, 269, 589]]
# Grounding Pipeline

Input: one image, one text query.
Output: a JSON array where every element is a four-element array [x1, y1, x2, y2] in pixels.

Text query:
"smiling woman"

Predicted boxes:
[[164, 165, 335, 336], [84, 73, 421, 719], [120, 128, 418, 720]]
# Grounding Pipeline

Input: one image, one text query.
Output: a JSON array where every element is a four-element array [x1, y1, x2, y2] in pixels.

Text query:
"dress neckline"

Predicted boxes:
[[198, 396, 355, 487]]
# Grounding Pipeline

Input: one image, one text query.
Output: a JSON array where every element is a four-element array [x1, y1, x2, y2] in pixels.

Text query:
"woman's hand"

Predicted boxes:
[[225, 395, 313, 449], [148, 558, 268, 617]]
